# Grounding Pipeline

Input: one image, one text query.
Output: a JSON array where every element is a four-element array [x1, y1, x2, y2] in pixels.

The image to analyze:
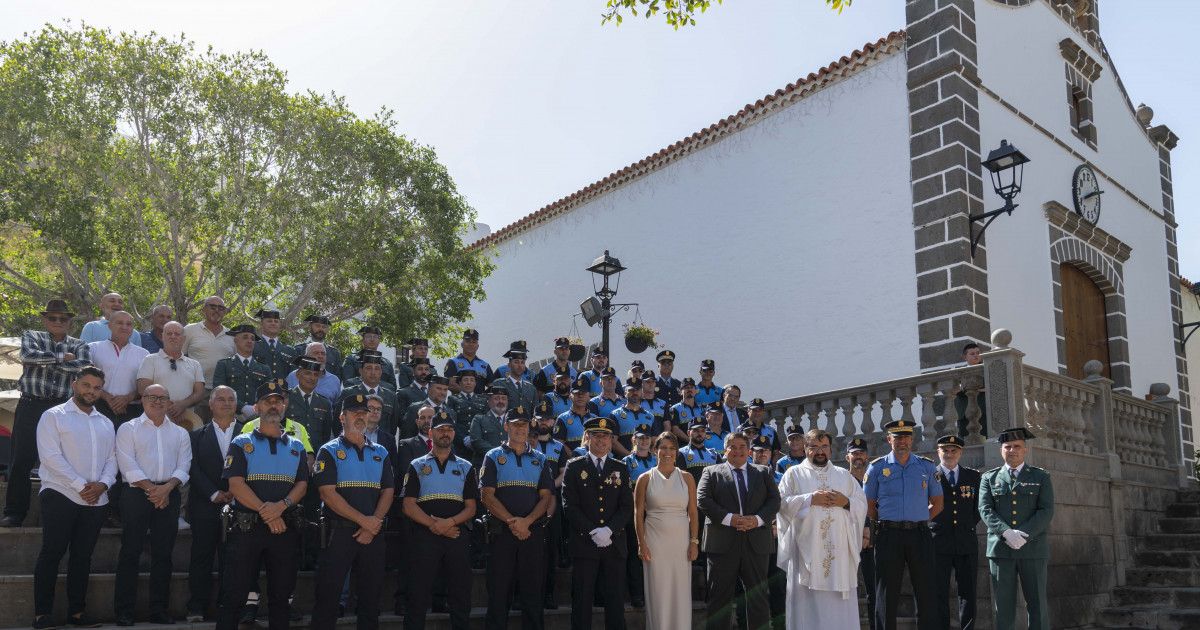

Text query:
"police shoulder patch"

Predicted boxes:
[[314, 461, 326, 474], [336, 450, 346, 460], [224, 455, 233, 469], [243, 443, 254, 454]]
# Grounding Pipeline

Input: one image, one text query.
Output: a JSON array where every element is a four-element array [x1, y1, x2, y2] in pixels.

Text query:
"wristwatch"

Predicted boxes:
[[689, 537, 700, 545], [282, 498, 292, 508]]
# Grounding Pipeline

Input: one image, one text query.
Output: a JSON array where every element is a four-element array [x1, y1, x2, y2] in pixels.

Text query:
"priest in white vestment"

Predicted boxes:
[[777, 429, 867, 629]]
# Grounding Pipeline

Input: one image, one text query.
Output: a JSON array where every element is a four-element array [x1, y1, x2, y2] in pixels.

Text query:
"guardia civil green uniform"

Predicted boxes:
[[252, 311, 299, 381], [342, 328, 397, 389], [213, 325, 272, 414], [286, 357, 336, 444], [978, 427, 1054, 630]]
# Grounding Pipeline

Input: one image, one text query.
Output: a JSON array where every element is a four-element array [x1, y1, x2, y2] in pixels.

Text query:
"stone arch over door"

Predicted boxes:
[[1048, 232, 1131, 392]]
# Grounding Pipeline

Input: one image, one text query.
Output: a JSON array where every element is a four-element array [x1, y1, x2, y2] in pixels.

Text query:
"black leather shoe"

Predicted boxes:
[[631, 599, 645, 608], [67, 614, 101, 628], [147, 612, 174, 625], [392, 600, 407, 616], [543, 598, 559, 610], [431, 600, 449, 614], [238, 605, 257, 626], [115, 615, 134, 627], [33, 616, 56, 629], [288, 606, 302, 622], [0, 516, 23, 528]]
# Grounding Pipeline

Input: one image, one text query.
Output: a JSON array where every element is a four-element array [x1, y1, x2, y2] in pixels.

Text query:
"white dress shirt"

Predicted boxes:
[[209, 421, 238, 501], [116, 413, 193, 485], [36, 399, 118, 506], [721, 463, 765, 528], [89, 339, 150, 397], [940, 464, 961, 483]]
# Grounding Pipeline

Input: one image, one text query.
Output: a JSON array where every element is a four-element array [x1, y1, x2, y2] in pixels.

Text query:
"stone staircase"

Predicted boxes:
[[0, 480, 911, 629], [1098, 488, 1200, 630]]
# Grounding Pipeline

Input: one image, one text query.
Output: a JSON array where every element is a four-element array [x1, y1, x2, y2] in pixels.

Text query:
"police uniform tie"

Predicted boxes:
[[595, 455, 604, 474], [949, 469, 957, 486], [242, 358, 249, 369], [269, 339, 275, 350], [304, 393, 311, 407], [368, 388, 375, 396], [1009, 467, 1018, 481]]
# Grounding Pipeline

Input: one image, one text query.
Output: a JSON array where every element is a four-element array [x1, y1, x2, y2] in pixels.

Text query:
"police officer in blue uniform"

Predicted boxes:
[[401, 412, 478, 630], [931, 435, 981, 630], [638, 371, 667, 428], [586, 367, 623, 419], [480, 404, 555, 630], [577, 346, 608, 395], [532, 337, 578, 394], [701, 403, 730, 456], [216, 381, 310, 630], [609, 378, 654, 458], [742, 398, 781, 460], [554, 377, 594, 451], [654, 350, 682, 406], [667, 377, 703, 443], [677, 417, 722, 483], [253, 310, 298, 381], [775, 424, 807, 477], [621, 424, 656, 609], [444, 329, 492, 395], [694, 359, 722, 406], [540, 366, 574, 417], [309, 395, 394, 630], [864, 419, 944, 630]]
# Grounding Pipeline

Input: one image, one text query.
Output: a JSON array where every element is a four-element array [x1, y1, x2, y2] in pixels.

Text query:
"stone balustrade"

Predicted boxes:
[[1022, 365, 1100, 455]]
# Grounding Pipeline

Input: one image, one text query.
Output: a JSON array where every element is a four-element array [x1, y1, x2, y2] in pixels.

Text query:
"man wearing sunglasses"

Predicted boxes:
[[182, 296, 236, 423], [137, 322, 206, 429], [1, 299, 94, 528]]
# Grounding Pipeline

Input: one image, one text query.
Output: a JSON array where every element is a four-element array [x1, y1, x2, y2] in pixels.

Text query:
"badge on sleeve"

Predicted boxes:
[[224, 456, 233, 469], [314, 461, 326, 474]]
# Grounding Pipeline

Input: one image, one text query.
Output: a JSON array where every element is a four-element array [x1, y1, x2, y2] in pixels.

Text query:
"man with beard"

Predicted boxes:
[[585, 367, 623, 421], [396, 358, 434, 409], [286, 343, 342, 403], [480, 405, 554, 630], [29, 366, 115, 630], [654, 350, 682, 406], [576, 346, 608, 395], [215, 381, 310, 630], [399, 375, 456, 440], [295, 315, 343, 376], [342, 327, 397, 389], [213, 324, 271, 422], [865, 420, 943, 630], [253, 310, 298, 381], [532, 337, 578, 395], [402, 412, 479, 630], [309, 395, 394, 630], [776, 425, 807, 477], [541, 367, 574, 417], [666, 377, 703, 443], [610, 378, 654, 458], [286, 356, 337, 446], [694, 360, 721, 407], [470, 386, 510, 469], [397, 338, 437, 390], [444, 329, 492, 395], [638, 372, 667, 429], [533, 401, 569, 605], [556, 378, 595, 454], [777, 429, 867, 627], [931, 435, 981, 630], [846, 438, 877, 630], [677, 418, 722, 483]]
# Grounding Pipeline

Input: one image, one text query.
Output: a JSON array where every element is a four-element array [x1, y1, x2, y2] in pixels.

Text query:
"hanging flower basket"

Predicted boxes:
[[623, 323, 659, 354], [567, 336, 587, 362]]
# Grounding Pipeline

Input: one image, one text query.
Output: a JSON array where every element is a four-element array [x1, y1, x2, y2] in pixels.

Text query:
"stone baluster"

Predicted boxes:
[[960, 376, 984, 446], [916, 383, 937, 455], [1081, 360, 1115, 455], [1077, 391, 1097, 455], [937, 379, 960, 440], [878, 388, 898, 453], [822, 400, 840, 441], [838, 396, 856, 453], [804, 402, 821, 436], [1022, 379, 1045, 441], [1149, 382, 1186, 485], [857, 393, 876, 442], [897, 387, 919, 448], [1046, 384, 1066, 451]]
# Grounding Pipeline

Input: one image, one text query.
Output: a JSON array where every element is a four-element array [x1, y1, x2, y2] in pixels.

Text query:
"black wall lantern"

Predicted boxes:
[[580, 250, 627, 356], [970, 139, 1031, 257]]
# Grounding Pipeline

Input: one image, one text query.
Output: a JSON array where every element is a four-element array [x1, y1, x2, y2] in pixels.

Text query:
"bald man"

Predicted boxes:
[[81, 293, 143, 347]]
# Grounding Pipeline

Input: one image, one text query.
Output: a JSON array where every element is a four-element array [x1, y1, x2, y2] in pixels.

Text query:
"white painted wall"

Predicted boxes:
[[976, 0, 1179, 397], [1184, 280, 1199, 453], [457, 53, 917, 401]]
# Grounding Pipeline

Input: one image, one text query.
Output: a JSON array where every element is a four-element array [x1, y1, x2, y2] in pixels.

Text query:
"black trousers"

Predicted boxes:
[[768, 551, 787, 627], [486, 524, 546, 630], [874, 526, 936, 630], [311, 528, 386, 630], [216, 521, 300, 630], [34, 489, 107, 616], [5, 395, 65, 521], [571, 548, 627, 630], [543, 509, 562, 602], [934, 552, 977, 630], [187, 509, 230, 617], [115, 487, 181, 617], [862, 546, 878, 630], [406, 526, 471, 630], [706, 542, 769, 630], [624, 522, 644, 603], [95, 400, 142, 518]]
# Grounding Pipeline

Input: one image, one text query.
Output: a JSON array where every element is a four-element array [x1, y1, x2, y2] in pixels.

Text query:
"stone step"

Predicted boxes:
[[1158, 518, 1200, 534], [1165, 503, 1200, 518], [1138, 533, 1200, 552], [1135, 550, 1200, 569], [1095, 606, 1200, 630], [1178, 489, 1200, 504], [1112, 586, 1200, 608], [0, 480, 44, 527], [1124, 567, 1200, 588], [0, 528, 192, 575]]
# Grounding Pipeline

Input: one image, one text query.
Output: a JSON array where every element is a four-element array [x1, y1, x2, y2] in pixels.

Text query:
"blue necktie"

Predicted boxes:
[[948, 469, 957, 486], [734, 467, 748, 516]]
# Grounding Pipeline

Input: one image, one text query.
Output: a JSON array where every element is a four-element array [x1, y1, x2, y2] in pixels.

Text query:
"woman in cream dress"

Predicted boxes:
[[633, 432, 700, 629]]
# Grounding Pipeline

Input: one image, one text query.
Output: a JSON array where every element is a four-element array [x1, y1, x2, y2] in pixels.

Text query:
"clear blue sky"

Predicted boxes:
[[2, 0, 1195, 281]]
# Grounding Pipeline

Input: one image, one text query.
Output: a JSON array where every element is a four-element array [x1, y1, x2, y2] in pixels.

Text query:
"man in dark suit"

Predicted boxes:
[[719, 385, 749, 433], [561, 417, 634, 630], [391, 405, 435, 615], [697, 430, 781, 630], [186, 386, 243, 622], [932, 435, 982, 630]]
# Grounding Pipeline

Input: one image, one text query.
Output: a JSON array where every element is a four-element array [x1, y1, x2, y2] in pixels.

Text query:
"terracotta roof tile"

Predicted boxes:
[[471, 30, 906, 250]]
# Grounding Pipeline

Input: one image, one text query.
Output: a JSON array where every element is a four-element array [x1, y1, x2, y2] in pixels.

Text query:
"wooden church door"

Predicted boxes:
[[1060, 263, 1111, 379]]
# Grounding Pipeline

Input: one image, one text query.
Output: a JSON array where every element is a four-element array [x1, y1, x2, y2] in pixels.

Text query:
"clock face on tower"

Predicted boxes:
[[1072, 164, 1102, 224]]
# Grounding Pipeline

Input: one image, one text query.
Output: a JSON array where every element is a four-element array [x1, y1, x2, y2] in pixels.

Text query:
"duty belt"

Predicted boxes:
[[880, 520, 929, 530]]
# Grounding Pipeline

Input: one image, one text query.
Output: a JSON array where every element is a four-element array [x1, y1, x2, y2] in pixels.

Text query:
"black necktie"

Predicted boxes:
[[948, 469, 957, 486], [269, 339, 275, 350], [243, 358, 249, 369], [595, 457, 604, 474], [734, 467, 748, 516], [304, 394, 311, 407]]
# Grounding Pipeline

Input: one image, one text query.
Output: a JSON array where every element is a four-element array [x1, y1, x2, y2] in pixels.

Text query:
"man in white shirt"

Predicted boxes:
[[138, 321, 206, 429], [79, 293, 143, 347], [182, 296, 236, 422], [113, 384, 193, 626], [31, 366, 117, 630], [186, 386, 241, 622]]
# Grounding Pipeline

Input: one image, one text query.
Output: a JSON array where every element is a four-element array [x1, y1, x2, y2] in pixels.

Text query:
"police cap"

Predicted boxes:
[[357, 326, 382, 337], [570, 378, 591, 394], [225, 324, 260, 340], [584, 416, 615, 434], [633, 423, 653, 437], [995, 427, 1036, 443], [554, 337, 570, 348], [255, 309, 280, 320], [462, 329, 480, 340], [748, 397, 766, 409], [656, 350, 675, 363], [884, 419, 916, 435], [700, 359, 715, 371], [304, 314, 331, 326], [342, 395, 369, 412], [506, 405, 532, 423], [293, 356, 323, 372], [431, 412, 454, 429], [847, 438, 869, 453], [256, 379, 287, 401], [751, 435, 772, 451], [937, 435, 965, 448]]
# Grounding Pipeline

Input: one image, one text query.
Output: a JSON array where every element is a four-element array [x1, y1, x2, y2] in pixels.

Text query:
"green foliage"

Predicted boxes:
[[600, 0, 850, 28], [0, 22, 494, 345]]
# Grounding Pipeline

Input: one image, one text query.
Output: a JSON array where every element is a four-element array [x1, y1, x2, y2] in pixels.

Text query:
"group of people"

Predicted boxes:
[[5, 295, 1056, 630]]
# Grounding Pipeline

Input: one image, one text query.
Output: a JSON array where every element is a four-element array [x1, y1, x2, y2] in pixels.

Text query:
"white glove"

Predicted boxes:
[[1002, 529, 1028, 550], [589, 527, 612, 547], [462, 435, 472, 448]]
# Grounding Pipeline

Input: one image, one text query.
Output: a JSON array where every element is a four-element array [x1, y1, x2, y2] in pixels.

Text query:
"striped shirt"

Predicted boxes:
[[19, 331, 92, 399]]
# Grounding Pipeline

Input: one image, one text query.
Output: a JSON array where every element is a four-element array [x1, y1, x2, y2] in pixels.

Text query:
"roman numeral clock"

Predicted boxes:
[[1072, 164, 1103, 224]]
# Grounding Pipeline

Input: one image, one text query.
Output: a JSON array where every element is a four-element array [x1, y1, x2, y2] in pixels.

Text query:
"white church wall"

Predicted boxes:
[[461, 53, 916, 401]]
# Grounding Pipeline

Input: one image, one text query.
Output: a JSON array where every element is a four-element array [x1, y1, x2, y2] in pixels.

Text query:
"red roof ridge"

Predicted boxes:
[[470, 30, 906, 250]]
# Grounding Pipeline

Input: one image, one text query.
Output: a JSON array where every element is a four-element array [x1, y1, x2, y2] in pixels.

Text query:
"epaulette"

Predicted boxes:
[[869, 456, 885, 465], [985, 466, 1003, 474], [919, 455, 936, 464], [566, 455, 586, 464]]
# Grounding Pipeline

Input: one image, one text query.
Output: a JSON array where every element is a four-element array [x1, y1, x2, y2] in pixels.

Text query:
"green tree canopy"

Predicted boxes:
[[0, 23, 493, 345], [600, 0, 851, 28]]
